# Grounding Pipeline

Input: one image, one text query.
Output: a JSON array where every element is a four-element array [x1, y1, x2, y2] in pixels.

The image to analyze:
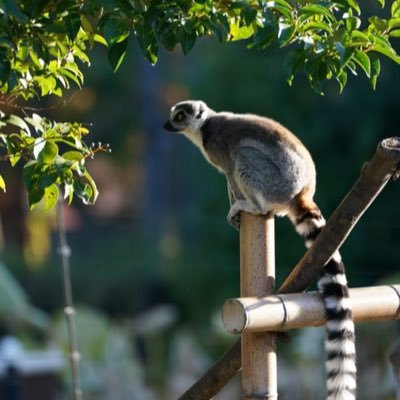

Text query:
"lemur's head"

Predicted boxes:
[[164, 100, 209, 136]]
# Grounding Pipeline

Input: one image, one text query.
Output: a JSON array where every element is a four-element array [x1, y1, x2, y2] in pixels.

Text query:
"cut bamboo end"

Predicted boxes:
[[379, 137, 400, 158], [222, 284, 400, 334]]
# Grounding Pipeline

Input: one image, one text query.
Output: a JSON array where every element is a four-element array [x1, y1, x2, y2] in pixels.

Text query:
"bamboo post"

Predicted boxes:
[[240, 212, 277, 400], [222, 284, 400, 333], [177, 137, 400, 400]]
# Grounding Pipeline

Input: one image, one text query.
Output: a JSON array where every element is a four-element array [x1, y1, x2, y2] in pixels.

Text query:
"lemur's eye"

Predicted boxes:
[[174, 111, 185, 122]]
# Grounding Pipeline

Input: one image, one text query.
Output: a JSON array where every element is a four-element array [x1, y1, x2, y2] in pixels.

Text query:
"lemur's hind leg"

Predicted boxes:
[[227, 199, 265, 229]]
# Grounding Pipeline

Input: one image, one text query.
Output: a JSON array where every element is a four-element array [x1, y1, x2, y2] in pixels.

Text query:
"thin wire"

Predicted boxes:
[[56, 198, 83, 400]]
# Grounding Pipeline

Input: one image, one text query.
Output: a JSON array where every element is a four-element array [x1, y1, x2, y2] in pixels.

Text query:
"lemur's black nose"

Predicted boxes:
[[163, 121, 178, 132]]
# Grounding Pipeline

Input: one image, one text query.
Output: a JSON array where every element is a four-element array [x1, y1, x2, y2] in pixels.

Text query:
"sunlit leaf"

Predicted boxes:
[[62, 151, 84, 162], [33, 138, 46, 160], [44, 184, 59, 211], [25, 113, 45, 133], [7, 115, 31, 135]]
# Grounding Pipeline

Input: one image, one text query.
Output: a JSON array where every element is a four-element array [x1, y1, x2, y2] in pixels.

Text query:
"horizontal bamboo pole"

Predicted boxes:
[[222, 284, 400, 333]]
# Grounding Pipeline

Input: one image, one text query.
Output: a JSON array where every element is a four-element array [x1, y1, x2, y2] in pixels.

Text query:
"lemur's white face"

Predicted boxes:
[[163, 101, 208, 140]]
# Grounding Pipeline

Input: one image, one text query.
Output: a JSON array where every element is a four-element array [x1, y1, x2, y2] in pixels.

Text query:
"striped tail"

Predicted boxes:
[[289, 197, 357, 400]]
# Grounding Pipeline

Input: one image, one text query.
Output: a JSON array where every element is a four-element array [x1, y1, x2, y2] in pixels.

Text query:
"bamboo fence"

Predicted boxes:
[[178, 137, 400, 400]]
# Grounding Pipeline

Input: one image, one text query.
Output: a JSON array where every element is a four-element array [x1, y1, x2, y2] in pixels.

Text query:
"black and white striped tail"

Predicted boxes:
[[291, 207, 357, 400]]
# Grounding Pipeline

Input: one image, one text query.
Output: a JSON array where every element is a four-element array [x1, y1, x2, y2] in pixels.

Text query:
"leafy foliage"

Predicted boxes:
[[88, 0, 400, 92], [0, 0, 105, 209], [0, 0, 399, 208], [0, 111, 105, 208]]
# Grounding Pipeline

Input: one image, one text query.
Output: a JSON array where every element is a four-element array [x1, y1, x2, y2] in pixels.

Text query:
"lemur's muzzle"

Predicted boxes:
[[163, 121, 179, 132]]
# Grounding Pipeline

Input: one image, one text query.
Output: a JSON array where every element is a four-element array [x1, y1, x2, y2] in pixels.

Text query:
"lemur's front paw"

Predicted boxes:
[[227, 209, 241, 230]]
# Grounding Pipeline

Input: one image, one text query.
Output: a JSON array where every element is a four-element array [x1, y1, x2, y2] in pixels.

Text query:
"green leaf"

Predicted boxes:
[[350, 30, 370, 46], [278, 22, 295, 47], [33, 138, 46, 160], [334, 0, 361, 14], [369, 53, 380, 89], [30, 51, 43, 69], [0, 174, 5, 192], [108, 36, 129, 72], [94, 34, 108, 46], [1, 134, 22, 166], [156, 22, 177, 51], [179, 28, 197, 55], [23, 161, 38, 191], [28, 185, 45, 210], [344, 16, 361, 31], [84, 170, 99, 204], [265, 1, 293, 19], [336, 70, 348, 93], [335, 42, 354, 68], [134, 23, 158, 64], [299, 5, 335, 21], [353, 49, 371, 77], [65, 12, 81, 40], [63, 182, 74, 205], [371, 37, 400, 64], [241, 6, 258, 26], [25, 113, 45, 133], [37, 169, 58, 189], [43, 184, 59, 211], [389, 18, 400, 29], [389, 29, 400, 37], [6, 115, 31, 135], [35, 140, 58, 163], [58, 67, 83, 88], [302, 21, 332, 33], [392, 1, 400, 17], [103, 15, 131, 44], [368, 16, 388, 32], [283, 49, 305, 85], [62, 151, 84, 162], [249, 24, 278, 49]]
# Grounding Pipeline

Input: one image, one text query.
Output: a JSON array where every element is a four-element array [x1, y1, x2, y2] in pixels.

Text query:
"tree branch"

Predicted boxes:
[[177, 137, 400, 400]]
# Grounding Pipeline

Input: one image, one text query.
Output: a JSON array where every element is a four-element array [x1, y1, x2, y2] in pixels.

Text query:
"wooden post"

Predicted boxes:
[[240, 212, 277, 400]]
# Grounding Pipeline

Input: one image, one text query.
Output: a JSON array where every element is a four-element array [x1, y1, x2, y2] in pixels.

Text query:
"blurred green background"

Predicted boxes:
[[0, 32, 399, 399]]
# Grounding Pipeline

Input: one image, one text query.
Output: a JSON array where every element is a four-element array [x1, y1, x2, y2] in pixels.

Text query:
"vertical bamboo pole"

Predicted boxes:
[[240, 212, 277, 400]]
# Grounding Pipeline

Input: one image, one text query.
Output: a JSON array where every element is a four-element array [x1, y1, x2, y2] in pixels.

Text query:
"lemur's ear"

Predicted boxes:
[[196, 104, 204, 119]]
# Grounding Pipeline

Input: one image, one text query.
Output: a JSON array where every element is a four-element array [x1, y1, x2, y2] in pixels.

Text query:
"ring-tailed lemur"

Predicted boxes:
[[164, 100, 356, 400]]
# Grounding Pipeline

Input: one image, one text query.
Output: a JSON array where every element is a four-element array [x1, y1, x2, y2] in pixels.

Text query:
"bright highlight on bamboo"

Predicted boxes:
[[222, 284, 400, 334]]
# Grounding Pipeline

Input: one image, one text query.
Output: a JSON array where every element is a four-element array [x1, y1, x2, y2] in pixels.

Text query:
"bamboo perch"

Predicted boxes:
[[240, 213, 277, 400], [222, 284, 400, 333], [177, 137, 400, 400]]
